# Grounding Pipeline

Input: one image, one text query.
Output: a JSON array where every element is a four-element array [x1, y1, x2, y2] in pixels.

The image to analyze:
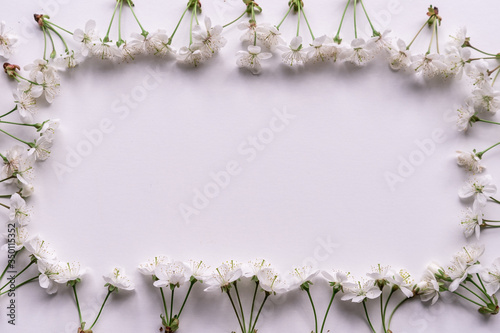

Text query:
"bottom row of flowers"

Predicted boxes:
[[1, 240, 499, 333]]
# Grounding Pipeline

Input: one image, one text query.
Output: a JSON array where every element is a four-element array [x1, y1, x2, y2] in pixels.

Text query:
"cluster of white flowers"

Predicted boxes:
[[0, 21, 17, 60]]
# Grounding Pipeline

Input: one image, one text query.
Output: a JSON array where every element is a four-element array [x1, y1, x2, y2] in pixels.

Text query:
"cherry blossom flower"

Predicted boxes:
[[388, 270, 414, 298], [153, 261, 192, 288], [242, 259, 271, 278], [104, 267, 135, 291], [54, 51, 84, 70], [458, 175, 497, 207], [388, 39, 411, 71], [257, 268, 288, 294], [460, 205, 483, 239], [322, 270, 348, 289], [341, 280, 382, 303], [456, 150, 484, 173], [73, 20, 99, 57], [1, 227, 29, 252], [456, 103, 476, 132], [91, 40, 121, 60], [342, 38, 375, 66], [237, 21, 257, 43], [29, 134, 53, 161], [411, 53, 448, 77], [193, 17, 226, 58], [0, 21, 17, 59], [38, 259, 61, 294], [257, 24, 285, 50], [177, 45, 204, 66], [236, 45, 272, 75], [138, 255, 170, 276], [369, 29, 393, 53], [472, 84, 500, 114], [204, 262, 243, 292], [465, 60, 491, 87], [9, 193, 30, 225], [278, 36, 308, 66], [13, 90, 37, 122], [449, 27, 467, 48], [415, 270, 440, 304], [288, 266, 319, 290], [482, 258, 500, 295], [305, 35, 337, 63], [24, 236, 57, 263], [54, 261, 86, 284], [445, 47, 471, 79], [187, 260, 210, 282]]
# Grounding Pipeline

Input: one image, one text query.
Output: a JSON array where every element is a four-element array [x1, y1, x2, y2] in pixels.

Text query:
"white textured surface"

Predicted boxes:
[[1, 0, 500, 332]]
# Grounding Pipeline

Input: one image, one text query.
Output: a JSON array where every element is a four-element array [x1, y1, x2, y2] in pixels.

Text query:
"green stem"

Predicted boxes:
[[353, 0, 358, 39], [467, 45, 497, 57], [44, 26, 57, 58], [169, 7, 190, 44], [484, 224, 500, 228], [277, 5, 293, 30], [459, 283, 489, 305], [0, 260, 34, 291], [0, 120, 38, 128], [126, 0, 148, 37], [47, 25, 69, 53], [227, 291, 245, 333], [0, 106, 18, 119], [301, 8, 315, 40], [117, 0, 124, 46], [296, 1, 301, 37], [478, 142, 500, 157], [42, 26, 48, 60], [477, 119, 500, 126], [223, 10, 247, 28], [104, 0, 121, 42], [334, 0, 351, 43], [248, 281, 259, 332], [0, 274, 38, 295], [359, 0, 379, 36], [381, 292, 387, 333], [476, 274, 493, 303], [387, 297, 410, 330], [234, 282, 246, 331], [177, 280, 195, 319], [251, 292, 270, 332], [89, 290, 113, 330], [305, 288, 318, 333], [46, 21, 73, 35], [170, 286, 175, 322], [0, 202, 10, 209], [383, 289, 395, 326], [73, 285, 84, 328], [362, 300, 376, 333], [407, 19, 430, 50], [189, 4, 196, 46], [492, 69, 500, 86], [320, 290, 338, 333], [452, 290, 485, 307], [491, 197, 500, 205], [0, 176, 15, 184], [427, 20, 436, 54], [160, 287, 169, 326], [0, 128, 33, 147], [435, 20, 440, 54], [484, 219, 500, 222]]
